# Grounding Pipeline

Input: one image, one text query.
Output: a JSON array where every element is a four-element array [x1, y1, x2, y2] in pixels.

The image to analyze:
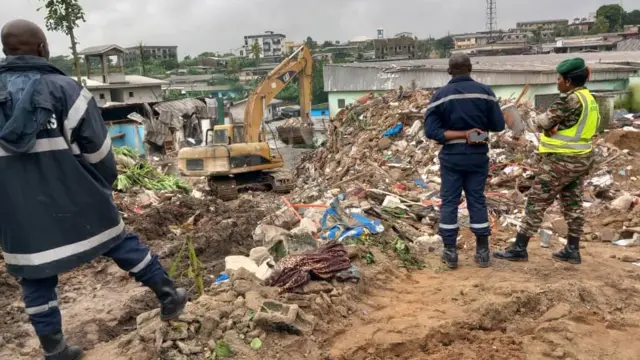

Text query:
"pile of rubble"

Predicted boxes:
[[292, 90, 640, 252], [116, 198, 365, 359]]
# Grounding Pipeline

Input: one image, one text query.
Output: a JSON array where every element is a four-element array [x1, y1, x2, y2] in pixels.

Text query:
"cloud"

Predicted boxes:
[[0, 0, 632, 58]]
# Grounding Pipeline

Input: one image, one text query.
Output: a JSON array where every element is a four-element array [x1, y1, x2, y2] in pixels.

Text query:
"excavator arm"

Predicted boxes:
[[243, 45, 313, 143]]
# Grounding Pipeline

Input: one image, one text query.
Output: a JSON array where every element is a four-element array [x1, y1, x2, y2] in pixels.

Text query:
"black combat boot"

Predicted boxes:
[[148, 274, 188, 321], [552, 235, 581, 264], [493, 233, 530, 261], [474, 236, 491, 268], [441, 245, 459, 269], [38, 331, 83, 360]]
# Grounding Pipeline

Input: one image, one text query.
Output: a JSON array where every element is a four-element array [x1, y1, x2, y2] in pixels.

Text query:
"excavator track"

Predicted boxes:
[[267, 171, 295, 193], [207, 170, 294, 201], [208, 177, 239, 201]]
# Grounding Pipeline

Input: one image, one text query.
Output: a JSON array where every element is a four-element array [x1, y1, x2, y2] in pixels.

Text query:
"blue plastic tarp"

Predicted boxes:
[[382, 122, 403, 137], [320, 196, 384, 242]]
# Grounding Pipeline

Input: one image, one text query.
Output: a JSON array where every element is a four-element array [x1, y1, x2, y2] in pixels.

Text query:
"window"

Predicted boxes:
[[338, 99, 346, 109], [99, 93, 105, 100], [129, 92, 134, 98]]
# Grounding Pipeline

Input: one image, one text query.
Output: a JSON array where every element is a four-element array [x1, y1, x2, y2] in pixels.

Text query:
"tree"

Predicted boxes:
[[417, 38, 434, 59], [305, 36, 318, 50], [553, 24, 568, 37], [159, 58, 179, 71], [39, 0, 86, 83], [137, 42, 150, 76], [49, 55, 74, 74], [591, 17, 610, 34], [321, 40, 334, 48], [625, 9, 640, 25], [595, 4, 625, 32], [434, 36, 454, 58], [312, 60, 328, 105], [226, 57, 241, 76], [249, 41, 262, 63], [197, 51, 217, 59], [530, 26, 543, 46], [567, 27, 583, 36]]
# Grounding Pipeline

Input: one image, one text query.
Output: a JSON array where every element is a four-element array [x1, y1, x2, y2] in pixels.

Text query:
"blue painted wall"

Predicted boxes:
[[311, 109, 330, 117], [106, 122, 146, 155]]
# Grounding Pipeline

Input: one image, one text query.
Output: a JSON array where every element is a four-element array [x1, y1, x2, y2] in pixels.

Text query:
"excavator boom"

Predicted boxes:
[[177, 46, 313, 200], [243, 45, 313, 143]]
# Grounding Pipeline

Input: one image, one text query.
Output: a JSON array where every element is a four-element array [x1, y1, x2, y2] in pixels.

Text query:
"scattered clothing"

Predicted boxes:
[[266, 241, 351, 292]]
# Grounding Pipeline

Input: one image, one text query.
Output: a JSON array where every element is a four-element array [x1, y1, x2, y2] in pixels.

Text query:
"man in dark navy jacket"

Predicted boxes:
[[425, 53, 505, 269], [0, 20, 187, 360]]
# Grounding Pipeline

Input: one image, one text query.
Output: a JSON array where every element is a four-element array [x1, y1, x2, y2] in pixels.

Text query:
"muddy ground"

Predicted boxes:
[[1, 131, 640, 359], [3, 229, 639, 360]]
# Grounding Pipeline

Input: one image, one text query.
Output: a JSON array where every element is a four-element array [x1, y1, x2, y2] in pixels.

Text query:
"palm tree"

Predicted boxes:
[[250, 41, 262, 64]]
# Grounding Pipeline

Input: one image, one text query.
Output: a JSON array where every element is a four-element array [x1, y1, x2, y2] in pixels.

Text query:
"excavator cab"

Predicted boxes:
[[206, 123, 269, 146], [177, 45, 312, 200]]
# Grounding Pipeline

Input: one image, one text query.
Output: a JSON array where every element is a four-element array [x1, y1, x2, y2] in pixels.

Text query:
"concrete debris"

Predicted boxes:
[[289, 89, 640, 251]]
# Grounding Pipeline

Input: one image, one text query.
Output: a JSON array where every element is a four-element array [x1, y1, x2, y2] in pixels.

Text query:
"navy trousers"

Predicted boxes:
[[438, 153, 491, 246], [20, 233, 166, 335]]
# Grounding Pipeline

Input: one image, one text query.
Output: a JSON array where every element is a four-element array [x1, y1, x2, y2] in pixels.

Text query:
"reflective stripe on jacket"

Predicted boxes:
[[539, 88, 599, 155]]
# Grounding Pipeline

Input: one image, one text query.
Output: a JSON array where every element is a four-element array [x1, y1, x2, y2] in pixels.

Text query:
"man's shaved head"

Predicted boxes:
[[448, 53, 472, 77], [1, 19, 49, 59]]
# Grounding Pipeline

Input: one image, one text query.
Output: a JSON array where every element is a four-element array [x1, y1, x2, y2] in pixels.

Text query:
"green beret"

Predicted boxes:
[[556, 58, 586, 75]]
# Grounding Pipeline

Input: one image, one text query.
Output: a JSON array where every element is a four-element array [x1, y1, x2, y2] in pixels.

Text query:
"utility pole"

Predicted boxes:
[[486, 0, 498, 40]]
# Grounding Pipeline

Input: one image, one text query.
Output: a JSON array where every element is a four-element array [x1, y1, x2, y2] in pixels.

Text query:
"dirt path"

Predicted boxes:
[[2, 236, 639, 360], [327, 242, 640, 360]]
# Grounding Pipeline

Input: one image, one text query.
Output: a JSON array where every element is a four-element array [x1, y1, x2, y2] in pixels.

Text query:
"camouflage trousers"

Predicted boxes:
[[518, 152, 594, 238]]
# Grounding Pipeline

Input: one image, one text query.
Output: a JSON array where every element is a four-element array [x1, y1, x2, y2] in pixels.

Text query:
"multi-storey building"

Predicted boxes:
[[241, 31, 286, 59], [123, 45, 178, 66]]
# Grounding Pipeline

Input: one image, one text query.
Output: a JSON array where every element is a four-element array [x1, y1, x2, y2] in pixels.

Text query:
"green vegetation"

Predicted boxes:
[[38, 0, 86, 82], [615, 83, 640, 113], [113, 146, 190, 192]]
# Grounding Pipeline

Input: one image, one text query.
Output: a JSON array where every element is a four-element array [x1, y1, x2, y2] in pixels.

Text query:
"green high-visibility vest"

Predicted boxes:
[[539, 88, 599, 155]]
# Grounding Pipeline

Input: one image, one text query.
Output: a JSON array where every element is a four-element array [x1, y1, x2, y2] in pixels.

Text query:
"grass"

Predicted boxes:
[[345, 232, 424, 271], [168, 233, 204, 296]]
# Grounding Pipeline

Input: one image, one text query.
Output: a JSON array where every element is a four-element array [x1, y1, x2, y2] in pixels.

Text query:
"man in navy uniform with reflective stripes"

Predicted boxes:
[[0, 20, 187, 360], [425, 53, 505, 269]]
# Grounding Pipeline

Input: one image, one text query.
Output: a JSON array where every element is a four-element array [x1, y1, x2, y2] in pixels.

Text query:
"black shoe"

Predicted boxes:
[[474, 236, 491, 268], [38, 332, 83, 360], [552, 236, 582, 264], [441, 246, 458, 269], [148, 274, 188, 321], [493, 233, 530, 262]]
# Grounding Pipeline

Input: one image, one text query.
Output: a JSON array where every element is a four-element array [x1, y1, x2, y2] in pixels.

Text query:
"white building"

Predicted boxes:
[[241, 31, 286, 58], [78, 44, 168, 107]]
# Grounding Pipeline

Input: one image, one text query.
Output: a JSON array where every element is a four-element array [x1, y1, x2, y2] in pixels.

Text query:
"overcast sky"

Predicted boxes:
[[2, 0, 638, 58]]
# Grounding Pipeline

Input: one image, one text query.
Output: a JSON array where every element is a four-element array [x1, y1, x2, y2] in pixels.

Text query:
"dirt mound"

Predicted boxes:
[[605, 129, 640, 152], [327, 241, 640, 360], [127, 196, 215, 242]]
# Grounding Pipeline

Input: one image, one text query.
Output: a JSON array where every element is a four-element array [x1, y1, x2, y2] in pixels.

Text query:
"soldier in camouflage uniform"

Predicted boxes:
[[494, 58, 599, 265]]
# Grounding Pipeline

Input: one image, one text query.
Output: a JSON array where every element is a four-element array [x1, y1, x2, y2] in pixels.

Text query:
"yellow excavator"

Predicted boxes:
[[176, 45, 313, 200]]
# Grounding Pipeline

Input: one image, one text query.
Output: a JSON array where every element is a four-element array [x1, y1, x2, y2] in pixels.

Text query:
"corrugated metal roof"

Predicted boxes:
[[617, 39, 640, 52], [78, 44, 126, 56], [153, 98, 207, 116], [330, 51, 640, 73]]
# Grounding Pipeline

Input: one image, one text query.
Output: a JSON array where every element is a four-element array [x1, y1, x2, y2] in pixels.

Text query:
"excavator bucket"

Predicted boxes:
[[276, 118, 314, 145]]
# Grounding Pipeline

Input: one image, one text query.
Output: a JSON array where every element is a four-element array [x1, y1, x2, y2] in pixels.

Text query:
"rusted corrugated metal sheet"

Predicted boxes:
[[153, 98, 208, 118]]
